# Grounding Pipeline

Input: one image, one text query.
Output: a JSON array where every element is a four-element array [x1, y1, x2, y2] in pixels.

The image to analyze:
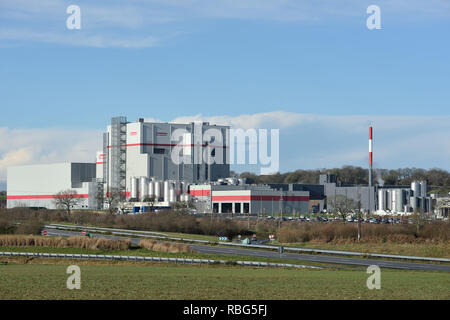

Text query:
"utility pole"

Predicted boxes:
[[357, 187, 361, 242]]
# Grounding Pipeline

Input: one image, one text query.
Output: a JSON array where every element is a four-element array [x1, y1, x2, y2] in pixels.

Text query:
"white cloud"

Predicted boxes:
[[1, 0, 449, 47], [0, 29, 159, 48], [0, 127, 102, 182]]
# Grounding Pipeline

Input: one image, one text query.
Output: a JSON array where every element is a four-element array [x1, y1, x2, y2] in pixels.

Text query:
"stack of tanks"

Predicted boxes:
[[377, 181, 432, 214], [129, 177, 192, 204]]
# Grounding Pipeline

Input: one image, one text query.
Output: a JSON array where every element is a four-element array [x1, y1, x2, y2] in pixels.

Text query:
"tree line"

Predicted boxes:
[[237, 166, 450, 188]]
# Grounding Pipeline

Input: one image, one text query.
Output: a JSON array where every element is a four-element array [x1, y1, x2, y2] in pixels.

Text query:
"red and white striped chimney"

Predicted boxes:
[[369, 126, 373, 187]]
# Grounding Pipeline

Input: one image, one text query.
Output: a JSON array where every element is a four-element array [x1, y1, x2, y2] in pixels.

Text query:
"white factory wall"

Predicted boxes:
[[104, 119, 230, 198], [7, 163, 97, 210], [96, 151, 104, 180]]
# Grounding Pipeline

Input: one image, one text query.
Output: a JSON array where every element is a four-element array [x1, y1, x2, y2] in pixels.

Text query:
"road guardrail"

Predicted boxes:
[[45, 224, 450, 263], [0, 251, 321, 269]]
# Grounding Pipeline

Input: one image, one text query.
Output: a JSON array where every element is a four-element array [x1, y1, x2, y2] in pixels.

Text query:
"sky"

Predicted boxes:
[[0, 0, 450, 189]]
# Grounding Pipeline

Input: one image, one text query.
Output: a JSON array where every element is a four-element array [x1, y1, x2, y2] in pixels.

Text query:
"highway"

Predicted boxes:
[[45, 229, 450, 272]]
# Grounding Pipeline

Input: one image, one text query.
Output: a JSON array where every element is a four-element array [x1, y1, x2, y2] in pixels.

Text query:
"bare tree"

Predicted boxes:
[[412, 207, 426, 234], [327, 194, 356, 222], [53, 190, 82, 215], [97, 187, 123, 214]]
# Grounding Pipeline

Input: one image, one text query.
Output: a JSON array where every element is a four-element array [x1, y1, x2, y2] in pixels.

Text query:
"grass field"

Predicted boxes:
[[0, 259, 448, 300], [0, 246, 344, 268]]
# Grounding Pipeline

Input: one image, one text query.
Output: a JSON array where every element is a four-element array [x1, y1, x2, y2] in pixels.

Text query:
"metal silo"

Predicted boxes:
[[386, 189, 392, 211], [148, 181, 155, 199], [131, 177, 138, 199], [378, 189, 386, 211], [410, 196, 418, 211], [169, 188, 176, 203], [140, 177, 148, 201], [155, 181, 161, 200], [411, 181, 421, 197], [394, 189, 403, 212], [420, 181, 427, 197], [163, 181, 170, 203]]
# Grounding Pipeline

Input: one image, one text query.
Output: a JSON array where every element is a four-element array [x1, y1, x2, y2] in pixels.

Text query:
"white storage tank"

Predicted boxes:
[[140, 177, 148, 201], [155, 181, 162, 200], [420, 181, 427, 197], [163, 181, 170, 203], [378, 189, 386, 211], [169, 188, 176, 203], [131, 177, 139, 199], [148, 181, 155, 199], [411, 181, 421, 197]]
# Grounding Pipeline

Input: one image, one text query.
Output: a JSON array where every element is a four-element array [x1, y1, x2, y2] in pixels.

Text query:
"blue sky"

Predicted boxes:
[[0, 0, 449, 187]]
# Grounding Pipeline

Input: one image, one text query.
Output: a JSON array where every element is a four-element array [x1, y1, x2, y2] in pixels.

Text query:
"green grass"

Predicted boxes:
[[0, 261, 448, 300]]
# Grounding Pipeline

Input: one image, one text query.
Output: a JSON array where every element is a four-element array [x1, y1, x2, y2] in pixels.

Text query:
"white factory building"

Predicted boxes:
[[189, 183, 310, 215], [101, 117, 230, 200], [7, 163, 98, 209]]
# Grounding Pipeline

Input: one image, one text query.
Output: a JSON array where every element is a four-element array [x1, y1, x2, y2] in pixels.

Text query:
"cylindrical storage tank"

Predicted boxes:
[[420, 181, 427, 197], [163, 181, 170, 203], [140, 177, 148, 201], [148, 181, 155, 199], [185, 193, 190, 202], [395, 189, 403, 212], [411, 181, 421, 197], [131, 177, 139, 199], [386, 190, 392, 211], [410, 196, 418, 211], [155, 181, 161, 200], [169, 189, 176, 203], [378, 189, 386, 211]]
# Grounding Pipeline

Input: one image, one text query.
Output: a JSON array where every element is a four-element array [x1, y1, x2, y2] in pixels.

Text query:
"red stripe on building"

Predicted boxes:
[[211, 195, 309, 202], [7, 194, 89, 200], [189, 189, 211, 197], [96, 162, 104, 165]]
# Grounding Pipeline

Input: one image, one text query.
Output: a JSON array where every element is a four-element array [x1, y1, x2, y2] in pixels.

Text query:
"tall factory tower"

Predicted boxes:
[[369, 126, 373, 187]]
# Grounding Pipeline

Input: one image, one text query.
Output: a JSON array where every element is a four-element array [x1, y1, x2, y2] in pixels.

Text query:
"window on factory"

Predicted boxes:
[[221, 203, 232, 213], [235, 203, 241, 214], [213, 203, 219, 213], [243, 203, 249, 214], [154, 148, 166, 154]]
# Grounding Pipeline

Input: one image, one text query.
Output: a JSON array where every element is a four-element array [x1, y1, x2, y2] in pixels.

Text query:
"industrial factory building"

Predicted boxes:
[[101, 117, 230, 199], [189, 180, 310, 215], [7, 163, 98, 209], [5, 119, 436, 216], [377, 181, 432, 214], [320, 174, 377, 213]]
